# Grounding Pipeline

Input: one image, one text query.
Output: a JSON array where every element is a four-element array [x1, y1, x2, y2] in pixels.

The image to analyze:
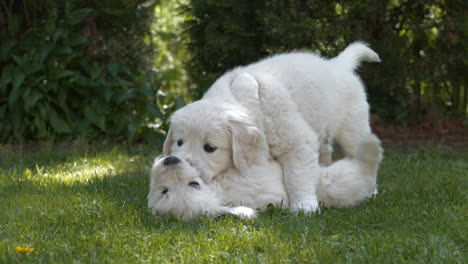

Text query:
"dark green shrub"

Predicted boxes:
[[184, 0, 467, 122], [0, 1, 164, 142], [183, 0, 266, 99], [151, 0, 192, 131]]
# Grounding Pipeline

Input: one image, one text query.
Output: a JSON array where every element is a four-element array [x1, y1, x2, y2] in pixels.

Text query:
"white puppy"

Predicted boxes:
[[163, 42, 381, 212], [148, 134, 382, 220]]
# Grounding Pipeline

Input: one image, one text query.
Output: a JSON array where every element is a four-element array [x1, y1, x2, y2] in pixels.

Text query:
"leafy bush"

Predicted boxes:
[[151, 0, 192, 130], [184, 0, 467, 122], [0, 1, 164, 142], [183, 0, 265, 99]]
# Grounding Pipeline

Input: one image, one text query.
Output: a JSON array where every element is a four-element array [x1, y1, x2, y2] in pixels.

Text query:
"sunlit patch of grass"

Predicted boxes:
[[24, 153, 139, 184], [1, 146, 153, 185], [0, 144, 466, 263]]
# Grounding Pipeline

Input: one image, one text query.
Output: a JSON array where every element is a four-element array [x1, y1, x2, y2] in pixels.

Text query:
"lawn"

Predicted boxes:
[[0, 143, 466, 263]]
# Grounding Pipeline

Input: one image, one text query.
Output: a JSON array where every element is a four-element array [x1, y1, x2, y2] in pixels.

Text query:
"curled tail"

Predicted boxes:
[[357, 133, 383, 175], [332, 41, 381, 71]]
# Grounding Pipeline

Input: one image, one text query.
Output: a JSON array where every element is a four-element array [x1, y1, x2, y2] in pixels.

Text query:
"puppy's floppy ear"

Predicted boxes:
[[162, 126, 173, 155], [228, 109, 262, 169]]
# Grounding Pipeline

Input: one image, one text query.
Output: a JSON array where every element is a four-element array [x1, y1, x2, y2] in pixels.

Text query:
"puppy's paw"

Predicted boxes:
[[227, 206, 258, 219], [372, 184, 379, 195], [290, 199, 320, 214]]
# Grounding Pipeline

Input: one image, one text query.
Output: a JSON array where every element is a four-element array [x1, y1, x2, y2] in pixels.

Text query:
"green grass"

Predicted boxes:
[[0, 143, 466, 263]]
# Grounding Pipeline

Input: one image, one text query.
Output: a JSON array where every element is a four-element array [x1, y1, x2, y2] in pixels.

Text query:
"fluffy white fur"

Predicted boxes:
[[161, 42, 382, 212], [148, 133, 382, 219]]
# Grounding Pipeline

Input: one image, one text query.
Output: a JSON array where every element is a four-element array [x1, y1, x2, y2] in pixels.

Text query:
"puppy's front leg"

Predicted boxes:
[[277, 145, 321, 212], [256, 74, 321, 212]]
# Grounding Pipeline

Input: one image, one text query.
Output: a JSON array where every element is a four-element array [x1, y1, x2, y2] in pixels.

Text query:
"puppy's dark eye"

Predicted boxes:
[[161, 188, 168, 194], [177, 139, 184, 146], [188, 181, 200, 188], [203, 144, 217, 153]]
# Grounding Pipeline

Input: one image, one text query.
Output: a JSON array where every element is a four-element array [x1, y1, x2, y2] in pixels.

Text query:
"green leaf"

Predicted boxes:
[[0, 40, 15, 61], [175, 98, 186, 110], [101, 8, 127, 16], [145, 103, 162, 117], [84, 106, 105, 131], [155, 31, 177, 42], [0, 104, 7, 119], [68, 8, 93, 25], [57, 89, 67, 107], [107, 63, 120, 77], [0, 64, 14, 92], [114, 90, 134, 104], [37, 44, 54, 63], [68, 34, 88, 47], [25, 90, 43, 111], [8, 71, 25, 107], [49, 81, 59, 92], [49, 108, 72, 133], [138, 84, 154, 97], [11, 55, 26, 66], [164, 69, 182, 81], [104, 89, 113, 103], [127, 121, 138, 141], [24, 63, 42, 75], [88, 65, 103, 80], [50, 69, 75, 80], [53, 28, 68, 42], [117, 79, 133, 87], [39, 105, 48, 119], [9, 103, 23, 130], [29, 76, 45, 88], [34, 116, 47, 138], [55, 46, 73, 55]]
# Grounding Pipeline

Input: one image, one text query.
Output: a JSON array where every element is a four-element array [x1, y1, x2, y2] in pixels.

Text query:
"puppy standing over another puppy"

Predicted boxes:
[[162, 42, 382, 212], [148, 59, 383, 219]]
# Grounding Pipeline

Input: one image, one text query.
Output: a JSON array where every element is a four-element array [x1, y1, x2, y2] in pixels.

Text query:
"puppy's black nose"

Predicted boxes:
[[163, 156, 181, 166]]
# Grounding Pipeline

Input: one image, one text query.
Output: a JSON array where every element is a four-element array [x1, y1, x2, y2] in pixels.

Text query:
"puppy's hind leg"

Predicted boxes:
[[317, 133, 383, 208], [256, 74, 321, 212], [319, 133, 333, 166]]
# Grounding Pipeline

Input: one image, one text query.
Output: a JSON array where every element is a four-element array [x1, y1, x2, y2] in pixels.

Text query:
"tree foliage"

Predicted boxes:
[[151, 0, 191, 131], [0, 0, 466, 143], [0, 0, 163, 142], [184, 0, 467, 122]]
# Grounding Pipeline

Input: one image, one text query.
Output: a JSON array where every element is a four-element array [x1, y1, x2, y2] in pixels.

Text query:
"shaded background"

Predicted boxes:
[[0, 0, 466, 148]]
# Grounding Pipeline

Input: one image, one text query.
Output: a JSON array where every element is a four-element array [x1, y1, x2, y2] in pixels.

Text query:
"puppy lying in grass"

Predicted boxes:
[[148, 133, 382, 220]]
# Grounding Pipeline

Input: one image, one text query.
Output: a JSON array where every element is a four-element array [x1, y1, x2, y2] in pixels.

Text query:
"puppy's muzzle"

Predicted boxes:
[[163, 156, 181, 166]]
